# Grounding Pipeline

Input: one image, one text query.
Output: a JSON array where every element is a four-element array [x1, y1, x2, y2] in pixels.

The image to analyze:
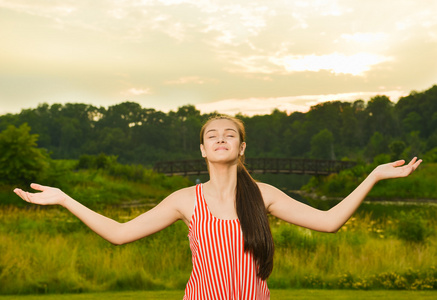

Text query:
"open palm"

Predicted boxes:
[[14, 183, 67, 206], [371, 157, 422, 181]]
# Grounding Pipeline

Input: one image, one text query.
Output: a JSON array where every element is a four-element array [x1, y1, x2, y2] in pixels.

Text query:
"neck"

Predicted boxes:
[[205, 161, 238, 199]]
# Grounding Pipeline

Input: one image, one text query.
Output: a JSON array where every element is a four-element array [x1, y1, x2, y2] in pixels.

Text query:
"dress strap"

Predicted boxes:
[[188, 184, 201, 232], [196, 183, 204, 204]]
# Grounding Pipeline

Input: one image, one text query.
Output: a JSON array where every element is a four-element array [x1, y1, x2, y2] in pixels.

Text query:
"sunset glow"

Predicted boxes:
[[0, 0, 436, 115]]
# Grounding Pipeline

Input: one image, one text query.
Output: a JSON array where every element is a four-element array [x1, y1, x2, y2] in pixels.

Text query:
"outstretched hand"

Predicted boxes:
[[14, 183, 68, 206], [371, 157, 422, 182]]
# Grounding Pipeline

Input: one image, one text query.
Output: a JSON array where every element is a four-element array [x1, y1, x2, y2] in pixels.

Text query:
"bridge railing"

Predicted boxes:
[[153, 158, 356, 176]]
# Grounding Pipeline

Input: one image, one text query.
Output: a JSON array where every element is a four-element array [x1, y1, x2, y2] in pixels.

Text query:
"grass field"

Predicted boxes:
[[1, 202, 436, 294], [0, 290, 436, 300]]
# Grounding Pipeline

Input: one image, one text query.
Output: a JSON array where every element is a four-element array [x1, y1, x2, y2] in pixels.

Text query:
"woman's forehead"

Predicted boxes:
[[204, 119, 238, 132]]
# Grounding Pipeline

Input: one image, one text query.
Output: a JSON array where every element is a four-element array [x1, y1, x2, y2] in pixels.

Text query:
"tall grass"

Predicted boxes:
[[1, 202, 436, 294], [0, 206, 191, 294], [270, 211, 437, 290]]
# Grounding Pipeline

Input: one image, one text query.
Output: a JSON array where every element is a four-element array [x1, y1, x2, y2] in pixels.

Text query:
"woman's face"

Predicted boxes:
[[200, 119, 246, 164]]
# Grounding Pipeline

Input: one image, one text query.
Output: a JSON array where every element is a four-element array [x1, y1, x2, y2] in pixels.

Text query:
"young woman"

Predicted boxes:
[[14, 116, 421, 299]]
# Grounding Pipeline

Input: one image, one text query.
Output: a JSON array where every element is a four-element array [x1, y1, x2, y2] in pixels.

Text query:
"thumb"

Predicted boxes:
[[391, 160, 405, 167], [30, 183, 47, 191]]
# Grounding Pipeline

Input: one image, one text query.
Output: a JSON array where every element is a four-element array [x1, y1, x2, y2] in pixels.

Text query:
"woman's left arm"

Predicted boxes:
[[262, 157, 422, 233]]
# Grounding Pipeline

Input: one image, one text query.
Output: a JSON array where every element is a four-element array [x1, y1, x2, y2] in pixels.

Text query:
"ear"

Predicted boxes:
[[200, 144, 207, 158], [240, 142, 246, 156]]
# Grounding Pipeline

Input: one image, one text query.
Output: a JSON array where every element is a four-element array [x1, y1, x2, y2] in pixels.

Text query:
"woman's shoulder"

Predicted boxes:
[[170, 185, 197, 198], [256, 182, 287, 208], [166, 185, 196, 208], [161, 185, 197, 225], [256, 181, 279, 194], [165, 185, 197, 204]]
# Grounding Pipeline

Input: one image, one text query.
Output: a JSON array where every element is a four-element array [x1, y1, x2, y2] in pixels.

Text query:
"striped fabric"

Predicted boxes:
[[183, 184, 270, 300]]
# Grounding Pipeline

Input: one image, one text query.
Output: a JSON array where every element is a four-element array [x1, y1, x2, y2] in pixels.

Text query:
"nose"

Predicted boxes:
[[217, 135, 226, 143]]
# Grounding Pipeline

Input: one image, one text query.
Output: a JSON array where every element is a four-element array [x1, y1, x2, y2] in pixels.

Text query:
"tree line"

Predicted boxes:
[[1, 85, 437, 168]]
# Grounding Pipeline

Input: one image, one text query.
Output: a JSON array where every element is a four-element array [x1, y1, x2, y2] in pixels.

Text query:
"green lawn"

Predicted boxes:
[[0, 290, 436, 300]]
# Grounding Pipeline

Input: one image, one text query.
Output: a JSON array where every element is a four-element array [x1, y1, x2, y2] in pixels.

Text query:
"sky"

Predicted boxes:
[[1, 0, 436, 116]]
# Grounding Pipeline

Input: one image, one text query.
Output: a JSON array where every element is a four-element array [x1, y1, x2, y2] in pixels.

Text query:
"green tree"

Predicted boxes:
[[388, 140, 406, 161], [244, 110, 288, 157], [365, 95, 398, 139], [283, 112, 308, 157], [395, 85, 437, 137], [402, 131, 425, 159], [310, 129, 335, 160], [402, 111, 422, 133], [306, 101, 343, 140], [339, 105, 357, 142], [0, 123, 49, 184], [365, 131, 388, 159], [170, 105, 203, 153]]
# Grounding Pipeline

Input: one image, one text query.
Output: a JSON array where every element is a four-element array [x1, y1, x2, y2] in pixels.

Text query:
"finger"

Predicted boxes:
[[23, 192, 32, 203], [404, 158, 422, 175], [26, 193, 36, 204], [412, 159, 422, 170], [13, 188, 25, 199], [14, 189, 31, 203], [407, 157, 417, 166]]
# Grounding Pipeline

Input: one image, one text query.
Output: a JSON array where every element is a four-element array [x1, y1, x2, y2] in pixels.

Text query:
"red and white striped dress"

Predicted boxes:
[[183, 184, 270, 300]]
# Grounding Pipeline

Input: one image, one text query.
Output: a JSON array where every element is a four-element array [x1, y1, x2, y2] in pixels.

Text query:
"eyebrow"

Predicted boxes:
[[205, 128, 237, 134]]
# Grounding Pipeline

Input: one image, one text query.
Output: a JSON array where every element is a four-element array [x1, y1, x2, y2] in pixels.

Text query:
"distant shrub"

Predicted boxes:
[[273, 224, 317, 252], [423, 147, 437, 163], [77, 153, 118, 170], [0, 123, 50, 185], [396, 211, 430, 243], [76, 153, 190, 189]]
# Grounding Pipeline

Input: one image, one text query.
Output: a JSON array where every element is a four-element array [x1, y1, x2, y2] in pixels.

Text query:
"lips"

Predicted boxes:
[[215, 146, 228, 151]]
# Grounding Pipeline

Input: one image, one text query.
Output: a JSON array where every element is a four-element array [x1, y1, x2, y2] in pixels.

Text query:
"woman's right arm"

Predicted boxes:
[[14, 183, 189, 245]]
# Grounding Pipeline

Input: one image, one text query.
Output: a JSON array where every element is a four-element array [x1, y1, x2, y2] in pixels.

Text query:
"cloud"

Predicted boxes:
[[223, 52, 392, 76], [270, 52, 393, 76], [294, 0, 351, 16], [122, 88, 152, 96], [0, 1, 77, 17], [340, 32, 387, 44], [196, 89, 408, 116], [0, 0, 435, 117], [196, 96, 310, 116], [165, 76, 218, 85]]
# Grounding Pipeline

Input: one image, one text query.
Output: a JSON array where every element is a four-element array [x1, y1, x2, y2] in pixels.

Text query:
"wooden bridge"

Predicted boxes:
[[153, 158, 356, 176]]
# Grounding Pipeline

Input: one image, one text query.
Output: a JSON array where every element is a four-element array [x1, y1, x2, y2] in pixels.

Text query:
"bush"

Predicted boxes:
[[77, 153, 118, 170], [0, 123, 49, 185], [423, 147, 437, 163], [273, 224, 317, 252], [396, 211, 430, 243]]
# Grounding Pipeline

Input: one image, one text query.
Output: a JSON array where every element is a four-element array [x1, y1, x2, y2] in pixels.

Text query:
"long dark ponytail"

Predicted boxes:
[[200, 116, 274, 280]]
